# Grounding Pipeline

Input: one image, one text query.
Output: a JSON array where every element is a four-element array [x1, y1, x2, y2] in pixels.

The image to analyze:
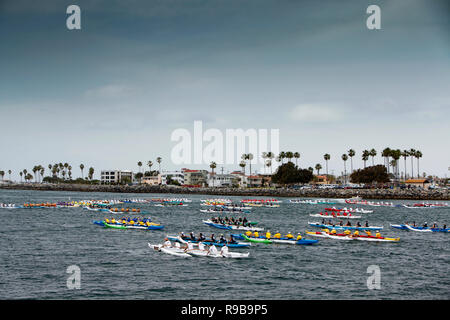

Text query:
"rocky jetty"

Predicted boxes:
[[1, 182, 449, 200]]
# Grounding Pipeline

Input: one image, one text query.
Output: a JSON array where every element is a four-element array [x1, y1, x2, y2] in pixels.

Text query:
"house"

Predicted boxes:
[[182, 169, 208, 187], [405, 179, 431, 189], [314, 175, 330, 185], [100, 170, 133, 184], [207, 173, 239, 188], [141, 175, 161, 185], [160, 171, 185, 185], [246, 175, 263, 188]]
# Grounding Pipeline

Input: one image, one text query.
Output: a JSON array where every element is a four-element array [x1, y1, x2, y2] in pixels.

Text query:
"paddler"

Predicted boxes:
[[189, 232, 196, 241], [344, 230, 351, 235], [210, 233, 216, 242], [219, 234, 227, 243], [330, 229, 337, 235], [245, 230, 252, 237], [296, 233, 302, 241], [163, 238, 171, 248], [285, 232, 294, 239], [220, 245, 229, 255], [198, 233, 206, 241], [208, 245, 218, 255], [365, 230, 372, 237], [375, 231, 382, 238], [353, 230, 360, 237], [274, 231, 281, 239], [265, 230, 271, 239]]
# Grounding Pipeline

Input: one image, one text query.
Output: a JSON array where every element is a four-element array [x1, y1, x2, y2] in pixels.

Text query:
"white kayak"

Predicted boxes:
[[149, 243, 191, 257]]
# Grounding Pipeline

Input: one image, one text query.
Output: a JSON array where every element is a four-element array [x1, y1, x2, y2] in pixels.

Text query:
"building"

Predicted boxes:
[[100, 170, 133, 184], [182, 169, 208, 187], [246, 175, 264, 188], [141, 175, 161, 185], [314, 175, 330, 185], [160, 171, 185, 185], [405, 179, 431, 189], [207, 173, 239, 188]]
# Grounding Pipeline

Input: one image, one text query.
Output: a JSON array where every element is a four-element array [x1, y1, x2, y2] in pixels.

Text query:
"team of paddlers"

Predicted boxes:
[[210, 216, 250, 226]]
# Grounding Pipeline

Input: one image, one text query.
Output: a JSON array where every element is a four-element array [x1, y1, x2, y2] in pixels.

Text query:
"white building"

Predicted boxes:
[[100, 170, 134, 184], [207, 173, 239, 188], [160, 171, 185, 185]]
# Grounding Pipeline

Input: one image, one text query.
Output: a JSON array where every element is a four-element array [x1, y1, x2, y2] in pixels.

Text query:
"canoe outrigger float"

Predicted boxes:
[[308, 222, 383, 231], [202, 220, 263, 232], [305, 230, 400, 242], [390, 224, 449, 233], [236, 234, 318, 245]]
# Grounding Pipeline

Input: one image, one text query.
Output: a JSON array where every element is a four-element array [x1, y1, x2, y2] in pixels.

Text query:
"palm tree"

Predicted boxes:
[[147, 161, 153, 174], [40, 168, 45, 181], [239, 160, 246, 174], [369, 148, 377, 166], [323, 154, 331, 176], [19, 171, 23, 182], [8, 170, 12, 181], [278, 151, 286, 164], [210, 161, 217, 187], [348, 149, 355, 173], [137, 161, 142, 174], [80, 164, 85, 179], [415, 150, 422, 178], [241, 153, 254, 175], [362, 150, 370, 168], [389, 149, 401, 179], [156, 157, 162, 173], [409, 148, 416, 178], [88, 167, 94, 180], [285, 151, 294, 163], [0, 171, 4, 181], [342, 154, 348, 184], [293, 152, 300, 166], [48, 164, 52, 177], [401, 150, 409, 180], [265, 160, 272, 174], [315, 163, 322, 175], [32, 166, 38, 182], [64, 163, 69, 178], [382, 148, 392, 173], [261, 152, 268, 174]]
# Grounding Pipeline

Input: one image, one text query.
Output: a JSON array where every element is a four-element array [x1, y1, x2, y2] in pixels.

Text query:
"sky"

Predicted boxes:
[[0, 0, 449, 180]]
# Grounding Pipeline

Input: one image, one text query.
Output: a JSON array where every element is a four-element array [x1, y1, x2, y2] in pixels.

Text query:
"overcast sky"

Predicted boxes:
[[0, 0, 449, 180]]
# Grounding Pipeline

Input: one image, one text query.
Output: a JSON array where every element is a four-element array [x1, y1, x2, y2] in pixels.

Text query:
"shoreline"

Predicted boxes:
[[1, 183, 449, 200]]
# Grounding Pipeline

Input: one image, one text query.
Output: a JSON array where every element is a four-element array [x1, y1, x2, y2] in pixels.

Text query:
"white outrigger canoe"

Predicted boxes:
[[149, 243, 191, 257]]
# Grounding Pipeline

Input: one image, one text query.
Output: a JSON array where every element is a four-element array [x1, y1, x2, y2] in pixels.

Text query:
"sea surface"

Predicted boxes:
[[1, 189, 449, 300]]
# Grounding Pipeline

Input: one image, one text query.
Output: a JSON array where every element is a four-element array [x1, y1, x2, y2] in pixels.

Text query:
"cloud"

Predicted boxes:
[[289, 104, 343, 123]]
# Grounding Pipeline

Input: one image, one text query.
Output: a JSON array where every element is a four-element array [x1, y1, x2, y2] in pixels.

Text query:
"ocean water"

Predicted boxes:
[[0, 189, 449, 300]]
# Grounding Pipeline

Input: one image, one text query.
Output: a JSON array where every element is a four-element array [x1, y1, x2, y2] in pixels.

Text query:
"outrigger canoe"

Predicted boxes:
[[308, 222, 383, 231], [305, 230, 399, 242], [149, 243, 191, 257], [239, 234, 318, 245], [309, 213, 362, 219], [166, 235, 250, 248], [391, 224, 449, 233], [94, 221, 164, 230], [202, 220, 263, 231]]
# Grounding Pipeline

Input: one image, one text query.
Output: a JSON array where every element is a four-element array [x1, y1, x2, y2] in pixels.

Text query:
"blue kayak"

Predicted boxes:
[[391, 224, 449, 233]]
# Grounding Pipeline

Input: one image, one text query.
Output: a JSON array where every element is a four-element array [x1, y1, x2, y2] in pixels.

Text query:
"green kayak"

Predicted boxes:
[[242, 234, 272, 244], [104, 222, 127, 229]]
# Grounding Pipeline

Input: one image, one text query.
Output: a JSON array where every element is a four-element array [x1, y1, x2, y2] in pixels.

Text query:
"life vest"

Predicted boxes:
[[245, 230, 252, 236], [253, 232, 259, 237], [274, 233, 281, 239], [296, 234, 302, 240], [286, 233, 293, 239], [265, 232, 271, 239]]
